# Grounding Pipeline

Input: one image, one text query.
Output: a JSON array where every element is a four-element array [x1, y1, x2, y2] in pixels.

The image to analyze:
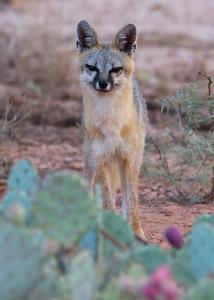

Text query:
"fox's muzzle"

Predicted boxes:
[[95, 80, 111, 92]]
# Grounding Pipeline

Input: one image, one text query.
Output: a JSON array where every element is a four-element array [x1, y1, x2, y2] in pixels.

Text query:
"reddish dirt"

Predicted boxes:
[[139, 195, 213, 247]]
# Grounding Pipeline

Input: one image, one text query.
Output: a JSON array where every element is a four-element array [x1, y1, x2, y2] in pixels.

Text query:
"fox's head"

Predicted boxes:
[[76, 20, 137, 94]]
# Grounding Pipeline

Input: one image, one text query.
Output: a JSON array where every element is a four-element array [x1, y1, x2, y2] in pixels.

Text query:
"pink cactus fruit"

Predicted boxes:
[[161, 279, 179, 300], [138, 265, 179, 300], [165, 225, 184, 249]]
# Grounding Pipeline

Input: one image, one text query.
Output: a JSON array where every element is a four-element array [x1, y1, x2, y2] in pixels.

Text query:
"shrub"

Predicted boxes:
[[142, 73, 214, 203]]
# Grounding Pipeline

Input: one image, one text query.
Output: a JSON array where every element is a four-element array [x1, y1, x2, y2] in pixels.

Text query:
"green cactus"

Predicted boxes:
[[182, 279, 214, 300], [32, 171, 97, 245], [121, 245, 168, 275], [96, 280, 122, 300], [27, 259, 71, 300], [102, 211, 134, 258], [79, 225, 98, 259], [0, 191, 32, 224], [188, 223, 214, 279], [0, 220, 46, 300], [0, 160, 39, 224], [170, 216, 214, 287], [7, 160, 40, 197], [170, 247, 197, 287], [68, 250, 96, 300], [97, 264, 146, 300], [1, 159, 214, 300], [194, 214, 214, 227]]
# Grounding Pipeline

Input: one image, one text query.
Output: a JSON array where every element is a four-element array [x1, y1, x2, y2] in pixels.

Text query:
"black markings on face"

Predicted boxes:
[[83, 47, 124, 92]]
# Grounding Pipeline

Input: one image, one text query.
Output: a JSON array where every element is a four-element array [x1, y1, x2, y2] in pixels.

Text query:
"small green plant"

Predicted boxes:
[[142, 73, 214, 203], [0, 104, 29, 183], [0, 103, 28, 141]]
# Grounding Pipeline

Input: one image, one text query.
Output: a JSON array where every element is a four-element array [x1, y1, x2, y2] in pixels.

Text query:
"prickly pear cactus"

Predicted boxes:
[[26, 259, 71, 300], [183, 279, 214, 300], [195, 214, 214, 227], [79, 225, 98, 259], [0, 160, 40, 224], [170, 247, 197, 287], [32, 171, 97, 245], [122, 246, 168, 275], [188, 223, 214, 279], [170, 216, 214, 287], [68, 250, 96, 300], [0, 191, 32, 224], [102, 211, 134, 258], [100, 265, 146, 300], [8, 160, 40, 196], [96, 280, 122, 300], [0, 221, 45, 300]]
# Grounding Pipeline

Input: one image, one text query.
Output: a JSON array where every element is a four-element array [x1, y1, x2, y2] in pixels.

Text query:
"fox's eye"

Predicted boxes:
[[111, 67, 123, 73], [86, 64, 98, 72]]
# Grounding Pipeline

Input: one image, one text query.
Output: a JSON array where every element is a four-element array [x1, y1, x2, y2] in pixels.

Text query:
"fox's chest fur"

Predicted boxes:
[[82, 84, 142, 160]]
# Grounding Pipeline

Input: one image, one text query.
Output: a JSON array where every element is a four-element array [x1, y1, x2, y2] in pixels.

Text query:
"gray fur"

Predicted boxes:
[[82, 46, 123, 71], [115, 24, 137, 54], [80, 46, 124, 92], [132, 78, 148, 127], [77, 20, 98, 51]]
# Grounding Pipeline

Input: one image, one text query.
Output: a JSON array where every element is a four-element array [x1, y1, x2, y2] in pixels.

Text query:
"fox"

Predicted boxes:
[[76, 20, 148, 242]]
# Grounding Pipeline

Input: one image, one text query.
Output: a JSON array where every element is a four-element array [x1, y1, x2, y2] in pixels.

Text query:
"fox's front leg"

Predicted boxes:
[[95, 165, 116, 211], [121, 159, 146, 242]]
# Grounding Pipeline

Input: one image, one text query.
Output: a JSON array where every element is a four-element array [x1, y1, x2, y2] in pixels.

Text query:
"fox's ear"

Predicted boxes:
[[76, 20, 98, 52], [115, 24, 137, 55]]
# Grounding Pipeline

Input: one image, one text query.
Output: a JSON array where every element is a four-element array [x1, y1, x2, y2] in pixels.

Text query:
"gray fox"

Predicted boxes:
[[76, 20, 148, 242]]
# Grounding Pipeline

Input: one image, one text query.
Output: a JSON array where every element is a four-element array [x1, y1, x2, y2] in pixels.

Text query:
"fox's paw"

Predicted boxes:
[[134, 229, 148, 245]]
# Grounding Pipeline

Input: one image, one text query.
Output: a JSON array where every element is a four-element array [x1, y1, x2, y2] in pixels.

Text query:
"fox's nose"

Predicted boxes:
[[98, 81, 108, 89]]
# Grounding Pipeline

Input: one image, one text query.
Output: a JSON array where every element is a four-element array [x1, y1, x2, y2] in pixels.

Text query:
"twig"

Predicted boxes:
[[151, 137, 187, 201], [195, 154, 208, 177], [100, 228, 130, 251]]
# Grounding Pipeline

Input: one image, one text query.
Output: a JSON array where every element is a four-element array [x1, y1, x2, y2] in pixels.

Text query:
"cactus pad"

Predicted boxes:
[[8, 160, 40, 197], [127, 246, 168, 274], [79, 226, 98, 259], [188, 223, 214, 279], [1, 191, 32, 224], [183, 279, 214, 300], [32, 171, 97, 245], [0, 221, 45, 300], [69, 250, 96, 300], [102, 211, 134, 258]]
